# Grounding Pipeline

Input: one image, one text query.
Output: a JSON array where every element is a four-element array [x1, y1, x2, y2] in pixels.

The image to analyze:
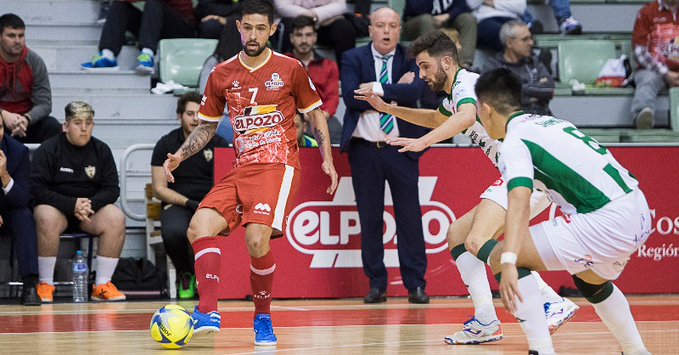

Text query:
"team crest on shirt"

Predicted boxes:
[[85, 165, 96, 179], [265, 73, 285, 90], [203, 148, 213, 162]]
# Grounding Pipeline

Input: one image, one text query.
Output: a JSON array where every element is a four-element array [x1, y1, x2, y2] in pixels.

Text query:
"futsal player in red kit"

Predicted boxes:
[[163, 0, 338, 346]]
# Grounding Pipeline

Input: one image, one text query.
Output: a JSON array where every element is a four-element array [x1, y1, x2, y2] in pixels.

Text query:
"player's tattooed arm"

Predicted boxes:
[[178, 121, 218, 160], [306, 107, 338, 194]]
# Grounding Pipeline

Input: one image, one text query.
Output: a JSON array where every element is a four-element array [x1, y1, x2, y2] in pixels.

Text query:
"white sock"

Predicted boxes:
[[532, 271, 563, 304], [95, 256, 119, 286], [514, 273, 554, 354], [141, 47, 154, 56], [38, 256, 56, 285], [592, 284, 648, 354], [101, 49, 115, 60], [455, 251, 497, 324]]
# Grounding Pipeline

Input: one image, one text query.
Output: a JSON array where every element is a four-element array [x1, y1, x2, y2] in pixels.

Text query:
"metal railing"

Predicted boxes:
[[119, 143, 154, 221]]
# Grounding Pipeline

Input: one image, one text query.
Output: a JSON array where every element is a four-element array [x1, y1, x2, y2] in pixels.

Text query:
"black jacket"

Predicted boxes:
[[0, 133, 31, 209], [31, 134, 119, 216]]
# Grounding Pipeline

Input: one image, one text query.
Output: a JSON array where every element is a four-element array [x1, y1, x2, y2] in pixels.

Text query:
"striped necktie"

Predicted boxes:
[[378, 54, 395, 134]]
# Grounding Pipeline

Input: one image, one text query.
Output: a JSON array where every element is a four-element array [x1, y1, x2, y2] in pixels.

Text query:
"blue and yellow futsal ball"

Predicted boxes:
[[150, 304, 195, 349]]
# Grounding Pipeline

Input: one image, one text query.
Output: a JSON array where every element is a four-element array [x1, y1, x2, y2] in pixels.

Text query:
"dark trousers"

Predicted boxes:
[[477, 16, 515, 53], [160, 204, 195, 275], [0, 206, 38, 278], [11, 116, 61, 145], [99, 0, 195, 55], [348, 139, 427, 292], [199, 16, 242, 61]]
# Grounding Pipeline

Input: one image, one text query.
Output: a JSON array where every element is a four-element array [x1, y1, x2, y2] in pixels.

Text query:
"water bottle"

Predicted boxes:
[[72, 250, 88, 303]]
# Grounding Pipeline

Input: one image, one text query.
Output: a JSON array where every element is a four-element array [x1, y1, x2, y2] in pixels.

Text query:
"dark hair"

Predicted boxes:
[[176, 92, 203, 114], [240, 0, 274, 25], [475, 68, 523, 115], [0, 13, 25, 34], [408, 30, 458, 63], [291, 15, 316, 33]]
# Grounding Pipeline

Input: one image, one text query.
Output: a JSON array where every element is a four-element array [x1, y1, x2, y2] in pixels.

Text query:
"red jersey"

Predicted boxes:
[[199, 50, 322, 170], [633, 1, 679, 71]]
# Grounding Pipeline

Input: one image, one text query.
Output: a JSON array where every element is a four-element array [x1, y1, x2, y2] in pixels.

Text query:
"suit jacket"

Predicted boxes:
[[340, 43, 430, 154], [0, 134, 31, 209]]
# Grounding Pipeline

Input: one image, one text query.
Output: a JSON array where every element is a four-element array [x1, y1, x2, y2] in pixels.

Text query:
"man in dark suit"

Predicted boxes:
[[340, 7, 433, 304], [0, 118, 40, 305]]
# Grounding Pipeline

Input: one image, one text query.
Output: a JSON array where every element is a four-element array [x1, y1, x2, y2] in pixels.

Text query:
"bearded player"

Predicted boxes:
[[163, 0, 338, 346]]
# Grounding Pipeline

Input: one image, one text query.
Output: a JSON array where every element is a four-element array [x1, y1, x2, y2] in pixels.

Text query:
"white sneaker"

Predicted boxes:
[[444, 317, 503, 345], [544, 298, 579, 334]]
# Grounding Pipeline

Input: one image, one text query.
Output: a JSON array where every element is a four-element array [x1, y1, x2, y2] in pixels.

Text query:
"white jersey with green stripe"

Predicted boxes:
[[499, 113, 639, 215], [438, 68, 501, 166]]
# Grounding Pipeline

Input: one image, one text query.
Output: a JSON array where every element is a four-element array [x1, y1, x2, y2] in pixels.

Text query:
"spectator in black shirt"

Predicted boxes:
[[32, 101, 126, 303], [150, 93, 228, 299]]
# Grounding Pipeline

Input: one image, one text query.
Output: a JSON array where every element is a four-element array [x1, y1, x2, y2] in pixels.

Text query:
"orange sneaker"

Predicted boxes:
[[36, 283, 55, 303], [91, 282, 126, 301]]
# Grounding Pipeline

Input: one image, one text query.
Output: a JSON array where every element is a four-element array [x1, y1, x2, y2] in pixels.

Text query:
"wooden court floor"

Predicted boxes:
[[0, 296, 677, 354]]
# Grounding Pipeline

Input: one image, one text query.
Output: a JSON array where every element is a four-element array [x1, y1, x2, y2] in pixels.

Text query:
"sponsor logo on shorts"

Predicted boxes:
[[205, 273, 220, 282], [254, 203, 271, 215], [285, 177, 455, 269], [574, 255, 594, 268]]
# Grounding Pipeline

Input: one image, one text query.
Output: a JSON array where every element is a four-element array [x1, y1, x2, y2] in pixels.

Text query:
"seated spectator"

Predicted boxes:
[[481, 20, 553, 115], [274, 0, 356, 67], [196, 0, 241, 45], [32, 101, 127, 303], [81, 0, 196, 75], [0, 122, 40, 306], [521, 0, 582, 35], [285, 16, 341, 144], [0, 14, 62, 144], [150, 93, 228, 299], [630, 0, 679, 129], [294, 112, 318, 147], [468, 0, 526, 53], [401, 0, 477, 69]]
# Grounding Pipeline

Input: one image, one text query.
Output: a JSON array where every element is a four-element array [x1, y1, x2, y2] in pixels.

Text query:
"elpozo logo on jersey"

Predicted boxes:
[[285, 177, 455, 268], [265, 73, 284, 91], [233, 105, 284, 133]]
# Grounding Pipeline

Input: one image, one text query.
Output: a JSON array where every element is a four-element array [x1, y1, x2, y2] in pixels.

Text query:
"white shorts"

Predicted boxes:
[[480, 178, 551, 219], [531, 189, 652, 280]]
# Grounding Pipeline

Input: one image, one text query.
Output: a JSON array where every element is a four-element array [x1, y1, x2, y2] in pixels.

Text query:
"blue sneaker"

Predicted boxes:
[[254, 314, 277, 346], [192, 306, 221, 335], [135, 52, 154, 75], [80, 52, 119, 71]]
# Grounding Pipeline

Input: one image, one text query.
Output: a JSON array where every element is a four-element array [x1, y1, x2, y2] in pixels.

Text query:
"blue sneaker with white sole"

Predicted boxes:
[[192, 306, 221, 334], [254, 314, 277, 346], [81, 52, 119, 71], [135, 53, 154, 75]]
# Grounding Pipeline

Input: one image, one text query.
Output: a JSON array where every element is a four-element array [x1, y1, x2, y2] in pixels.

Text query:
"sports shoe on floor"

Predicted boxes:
[[634, 107, 655, 129], [444, 316, 503, 345], [559, 17, 583, 35], [192, 306, 221, 334], [36, 282, 55, 303], [135, 53, 154, 75], [254, 314, 278, 346], [545, 298, 579, 335], [81, 52, 119, 71], [178, 273, 196, 299], [91, 281, 126, 301]]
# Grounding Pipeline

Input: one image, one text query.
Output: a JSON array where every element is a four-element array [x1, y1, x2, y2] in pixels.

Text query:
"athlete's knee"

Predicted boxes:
[[464, 232, 491, 256], [572, 275, 614, 304], [245, 234, 269, 257]]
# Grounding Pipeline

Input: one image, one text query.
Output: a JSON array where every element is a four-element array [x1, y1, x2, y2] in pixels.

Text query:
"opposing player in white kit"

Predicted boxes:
[[476, 68, 652, 355], [354, 30, 578, 345]]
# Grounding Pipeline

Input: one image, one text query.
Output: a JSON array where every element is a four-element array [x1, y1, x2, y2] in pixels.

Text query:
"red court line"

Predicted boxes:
[[1, 305, 677, 334]]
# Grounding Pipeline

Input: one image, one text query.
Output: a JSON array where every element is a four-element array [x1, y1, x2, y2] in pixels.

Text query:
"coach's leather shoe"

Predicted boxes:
[[363, 288, 387, 304], [408, 287, 430, 304], [21, 284, 41, 306]]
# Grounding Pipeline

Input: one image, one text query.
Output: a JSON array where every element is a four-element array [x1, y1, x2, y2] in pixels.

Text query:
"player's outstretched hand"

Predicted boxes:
[[322, 161, 338, 195], [386, 137, 429, 153], [353, 89, 387, 112], [163, 152, 182, 183], [499, 264, 523, 314]]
